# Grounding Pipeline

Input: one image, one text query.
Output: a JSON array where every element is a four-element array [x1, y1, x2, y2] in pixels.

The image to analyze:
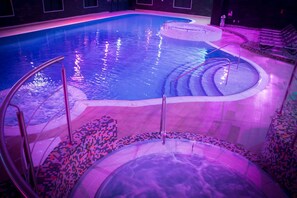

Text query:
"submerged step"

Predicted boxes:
[[200, 64, 225, 96], [214, 63, 260, 95], [189, 60, 226, 96]]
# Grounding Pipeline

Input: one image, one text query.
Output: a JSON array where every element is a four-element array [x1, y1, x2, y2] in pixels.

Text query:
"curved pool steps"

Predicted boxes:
[[190, 60, 225, 96], [214, 62, 260, 95], [164, 59, 229, 97], [163, 61, 203, 96], [200, 64, 224, 96], [176, 61, 218, 96]]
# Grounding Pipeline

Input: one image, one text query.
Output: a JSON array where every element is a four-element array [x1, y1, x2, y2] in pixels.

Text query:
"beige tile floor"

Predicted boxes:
[[1, 10, 295, 157]]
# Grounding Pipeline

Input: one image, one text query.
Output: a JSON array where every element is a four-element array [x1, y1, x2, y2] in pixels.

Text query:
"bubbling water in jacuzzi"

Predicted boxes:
[[97, 153, 265, 198]]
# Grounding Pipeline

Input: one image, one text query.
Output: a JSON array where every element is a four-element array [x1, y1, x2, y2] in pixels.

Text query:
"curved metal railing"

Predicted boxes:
[[0, 56, 65, 197], [168, 43, 241, 96], [173, 57, 231, 83], [169, 58, 231, 96], [173, 41, 242, 83]]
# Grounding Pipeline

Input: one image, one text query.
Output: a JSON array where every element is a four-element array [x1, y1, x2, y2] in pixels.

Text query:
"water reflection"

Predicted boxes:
[[155, 34, 163, 66], [145, 28, 152, 51], [116, 38, 121, 62], [219, 67, 228, 85], [71, 50, 84, 81], [102, 41, 109, 69]]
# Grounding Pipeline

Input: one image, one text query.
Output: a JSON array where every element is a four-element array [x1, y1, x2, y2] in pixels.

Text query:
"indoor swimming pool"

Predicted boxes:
[[0, 14, 266, 101], [0, 13, 269, 127]]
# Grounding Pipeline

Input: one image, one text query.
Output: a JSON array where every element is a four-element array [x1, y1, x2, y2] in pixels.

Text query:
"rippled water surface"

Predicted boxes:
[[97, 153, 265, 198], [0, 14, 259, 101]]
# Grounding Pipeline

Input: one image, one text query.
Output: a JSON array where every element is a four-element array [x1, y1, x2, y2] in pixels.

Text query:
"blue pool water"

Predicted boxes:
[[0, 14, 260, 101], [97, 153, 265, 197]]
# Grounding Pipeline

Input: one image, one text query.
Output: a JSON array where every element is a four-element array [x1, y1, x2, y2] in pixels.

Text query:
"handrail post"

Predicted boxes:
[[0, 56, 63, 198], [61, 66, 73, 144], [17, 110, 37, 191], [160, 95, 167, 145]]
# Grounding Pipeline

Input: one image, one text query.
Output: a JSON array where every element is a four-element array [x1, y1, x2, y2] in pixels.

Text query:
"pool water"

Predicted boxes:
[[0, 14, 260, 101], [97, 153, 265, 198]]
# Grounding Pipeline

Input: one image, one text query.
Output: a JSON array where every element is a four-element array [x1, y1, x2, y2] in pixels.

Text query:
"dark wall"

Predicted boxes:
[[134, 0, 213, 17], [0, 0, 131, 28], [1, 0, 296, 29], [260, 0, 297, 29], [210, 0, 223, 26], [223, 0, 262, 28], [215, 0, 297, 28]]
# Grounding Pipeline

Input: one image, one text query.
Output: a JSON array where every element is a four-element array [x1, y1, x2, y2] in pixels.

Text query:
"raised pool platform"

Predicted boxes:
[[160, 22, 222, 42]]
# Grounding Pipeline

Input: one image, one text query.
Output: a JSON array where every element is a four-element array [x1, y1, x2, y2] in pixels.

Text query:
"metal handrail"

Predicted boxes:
[[173, 57, 231, 83], [170, 58, 231, 95], [0, 56, 64, 198], [160, 95, 167, 144], [28, 87, 64, 155], [206, 43, 240, 57], [172, 41, 241, 83], [26, 86, 63, 129]]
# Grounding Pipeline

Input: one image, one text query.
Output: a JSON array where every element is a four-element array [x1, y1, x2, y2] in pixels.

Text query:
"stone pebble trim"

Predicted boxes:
[[262, 99, 297, 197], [36, 115, 262, 197]]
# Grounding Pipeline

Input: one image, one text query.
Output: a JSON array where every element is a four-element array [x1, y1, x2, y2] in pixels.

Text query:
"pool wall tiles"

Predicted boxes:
[[262, 99, 297, 197], [37, 115, 261, 197]]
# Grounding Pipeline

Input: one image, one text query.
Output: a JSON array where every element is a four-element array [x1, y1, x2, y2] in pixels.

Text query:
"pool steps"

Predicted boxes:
[[198, 63, 224, 96], [163, 59, 231, 97]]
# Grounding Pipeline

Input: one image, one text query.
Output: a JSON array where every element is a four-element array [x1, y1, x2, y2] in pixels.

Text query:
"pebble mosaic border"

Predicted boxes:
[[262, 99, 297, 197], [36, 115, 262, 197]]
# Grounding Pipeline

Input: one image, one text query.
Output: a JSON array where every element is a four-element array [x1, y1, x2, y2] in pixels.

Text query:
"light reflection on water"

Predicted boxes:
[[0, 14, 260, 101], [0, 14, 262, 125]]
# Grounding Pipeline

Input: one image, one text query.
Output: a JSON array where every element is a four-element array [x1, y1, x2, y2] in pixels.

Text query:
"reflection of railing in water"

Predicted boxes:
[[0, 56, 72, 197]]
